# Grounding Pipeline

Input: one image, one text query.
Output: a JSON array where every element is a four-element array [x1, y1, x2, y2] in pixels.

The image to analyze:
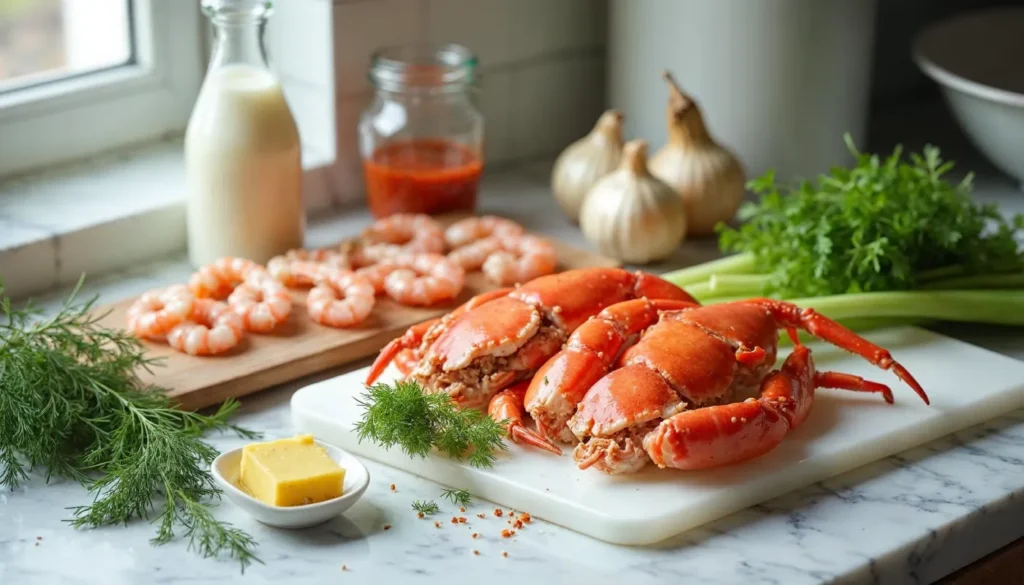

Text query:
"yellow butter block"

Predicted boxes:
[[239, 434, 345, 507]]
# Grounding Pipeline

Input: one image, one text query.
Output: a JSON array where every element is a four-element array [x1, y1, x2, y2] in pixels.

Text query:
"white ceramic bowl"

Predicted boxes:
[[912, 7, 1024, 187], [211, 439, 370, 529]]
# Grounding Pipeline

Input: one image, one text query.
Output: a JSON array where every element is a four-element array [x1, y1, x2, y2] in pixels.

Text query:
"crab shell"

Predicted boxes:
[[406, 268, 695, 409]]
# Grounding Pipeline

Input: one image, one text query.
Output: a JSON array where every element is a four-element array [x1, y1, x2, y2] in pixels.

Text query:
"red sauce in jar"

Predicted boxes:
[[363, 139, 483, 218]]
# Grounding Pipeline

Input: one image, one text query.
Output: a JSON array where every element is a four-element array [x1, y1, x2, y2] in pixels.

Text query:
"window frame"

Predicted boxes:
[[0, 0, 204, 178]]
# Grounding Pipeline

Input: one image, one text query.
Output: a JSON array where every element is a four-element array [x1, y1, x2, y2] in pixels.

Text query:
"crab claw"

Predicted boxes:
[[488, 382, 562, 455]]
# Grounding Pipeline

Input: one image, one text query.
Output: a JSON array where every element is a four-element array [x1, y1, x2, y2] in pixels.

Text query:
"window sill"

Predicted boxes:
[[0, 139, 336, 300]]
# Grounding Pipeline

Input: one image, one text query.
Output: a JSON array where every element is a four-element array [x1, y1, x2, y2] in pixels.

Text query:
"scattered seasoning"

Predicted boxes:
[[471, 533, 479, 539], [502, 551, 508, 558], [342, 564, 349, 571], [434, 521, 441, 528], [472, 549, 480, 556], [383, 524, 392, 531], [494, 509, 503, 517], [36, 537, 42, 541], [500, 529, 514, 538], [457, 517, 467, 523], [513, 520, 523, 529], [460, 507, 466, 513], [417, 512, 424, 519], [451, 517, 459, 524], [519, 513, 531, 524], [390, 484, 396, 492], [34, 542, 39, 547], [476, 513, 486, 519]]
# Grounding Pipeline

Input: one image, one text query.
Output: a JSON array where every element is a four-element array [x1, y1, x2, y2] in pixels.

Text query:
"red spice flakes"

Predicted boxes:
[[519, 513, 532, 524], [389, 484, 396, 492], [451, 517, 459, 524], [502, 551, 509, 558], [472, 549, 480, 556], [513, 520, 523, 529], [35, 537, 42, 541], [460, 507, 466, 513], [500, 529, 514, 538], [494, 508, 504, 517], [457, 516, 467, 523], [434, 521, 442, 528], [476, 513, 486, 519], [383, 524, 392, 531], [471, 532, 479, 539]]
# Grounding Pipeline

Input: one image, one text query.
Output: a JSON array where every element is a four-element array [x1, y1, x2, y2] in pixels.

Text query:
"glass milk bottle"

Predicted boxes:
[[184, 0, 304, 267]]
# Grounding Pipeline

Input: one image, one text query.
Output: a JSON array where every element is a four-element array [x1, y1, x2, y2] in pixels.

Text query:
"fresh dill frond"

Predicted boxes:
[[412, 500, 440, 515], [440, 488, 472, 507], [353, 380, 508, 468], [0, 277, 261, 571]]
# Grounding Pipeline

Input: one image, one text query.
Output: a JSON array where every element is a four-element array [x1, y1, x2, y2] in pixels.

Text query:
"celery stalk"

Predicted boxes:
[[788, 290, 1024, 326], [918, 272, 1024, 290], [663, 252, 756, 287]]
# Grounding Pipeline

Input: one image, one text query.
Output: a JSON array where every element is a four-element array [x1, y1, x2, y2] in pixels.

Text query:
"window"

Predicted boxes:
[[0, 0, 204, 178]]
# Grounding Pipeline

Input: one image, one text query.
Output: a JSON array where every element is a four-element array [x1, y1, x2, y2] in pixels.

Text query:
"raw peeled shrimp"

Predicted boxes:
[[373, 253, 465, 307], [228, 271, 293, 333], [126, 284, 195, 340], [167, 298, 244, 356], [306, 268, 376, 328], [482, 234, 557, 286], [444, 215, 524, 249], [361, 213, 445, 257], [189, 257, 260, 299]]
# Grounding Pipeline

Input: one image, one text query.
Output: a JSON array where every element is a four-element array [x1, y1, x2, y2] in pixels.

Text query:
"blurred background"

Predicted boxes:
[[0, 0, 1020, 210]]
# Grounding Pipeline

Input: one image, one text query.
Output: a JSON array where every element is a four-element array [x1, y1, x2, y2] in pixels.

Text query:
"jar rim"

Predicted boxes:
[[201, 0, 273, 22], [370, 43, 478, 91]]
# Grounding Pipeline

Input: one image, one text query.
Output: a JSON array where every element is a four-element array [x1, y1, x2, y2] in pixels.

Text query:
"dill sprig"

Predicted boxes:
[[412, 500, 440, 515], [0, 278, 261, 570], [353, 380, 508, 469], [440, 488, 472, 507]]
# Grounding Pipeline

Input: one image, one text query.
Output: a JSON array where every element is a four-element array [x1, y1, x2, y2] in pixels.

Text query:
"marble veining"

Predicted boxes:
[[2, 170, 1024, 584]]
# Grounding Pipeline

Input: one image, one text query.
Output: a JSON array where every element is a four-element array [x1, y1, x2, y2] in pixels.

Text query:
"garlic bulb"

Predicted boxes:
[[579, 139, 686, 264], [649, 71, 746, 237], [551, 110, 624, 223]]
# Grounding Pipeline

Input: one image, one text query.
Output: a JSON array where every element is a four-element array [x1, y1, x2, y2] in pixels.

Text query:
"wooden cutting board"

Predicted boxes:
[[96, 216, 619, 411]]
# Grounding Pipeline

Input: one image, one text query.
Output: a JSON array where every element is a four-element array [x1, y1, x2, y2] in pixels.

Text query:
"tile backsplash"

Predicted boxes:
[[270, 0, 608, 211]]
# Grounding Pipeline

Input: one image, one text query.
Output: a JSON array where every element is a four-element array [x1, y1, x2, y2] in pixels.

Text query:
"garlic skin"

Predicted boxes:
[[551, 110, 624, 223], [579, 139, 686, 264], [650, 71, 746, 237]]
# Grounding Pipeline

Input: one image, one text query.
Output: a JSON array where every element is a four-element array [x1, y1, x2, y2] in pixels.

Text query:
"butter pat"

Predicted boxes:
[[239, 434, 345, 507]]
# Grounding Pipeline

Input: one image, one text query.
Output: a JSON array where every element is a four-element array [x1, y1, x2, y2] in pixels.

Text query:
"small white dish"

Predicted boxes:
[[211, 439, 370, 529]]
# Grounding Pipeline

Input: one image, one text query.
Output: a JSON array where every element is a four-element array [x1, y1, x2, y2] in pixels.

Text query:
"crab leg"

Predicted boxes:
[[643, 344, 897, 470], [745, 298, 929, 405], [525, 298, 698, 443], [488, 381, 562, 455], [365, 287, 514, 385]]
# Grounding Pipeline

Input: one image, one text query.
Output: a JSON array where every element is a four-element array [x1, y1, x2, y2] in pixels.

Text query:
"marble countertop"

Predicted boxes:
[[2, 162, 1024, 585]]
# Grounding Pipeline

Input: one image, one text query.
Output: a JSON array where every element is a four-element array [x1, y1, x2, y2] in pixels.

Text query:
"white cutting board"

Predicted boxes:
[[290, 326, 1024, 545]]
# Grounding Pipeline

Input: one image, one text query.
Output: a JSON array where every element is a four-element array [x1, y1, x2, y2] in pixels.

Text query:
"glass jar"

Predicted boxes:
[[184, 0, 304, 267], [359, 43, 484, 218]]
